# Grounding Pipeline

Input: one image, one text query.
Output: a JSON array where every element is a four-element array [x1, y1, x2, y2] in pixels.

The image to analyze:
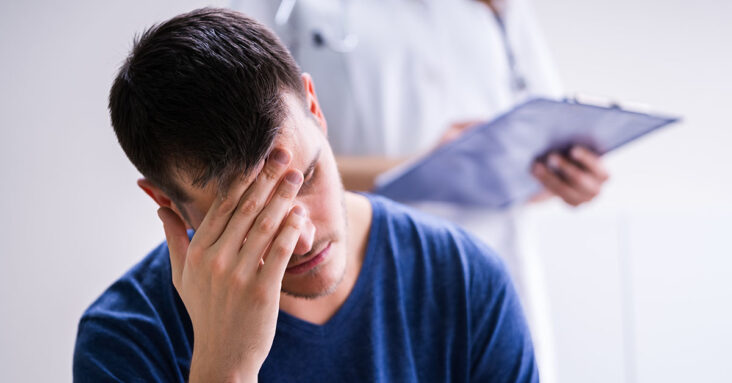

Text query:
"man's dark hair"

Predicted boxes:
[[109, 7, 305, 203]]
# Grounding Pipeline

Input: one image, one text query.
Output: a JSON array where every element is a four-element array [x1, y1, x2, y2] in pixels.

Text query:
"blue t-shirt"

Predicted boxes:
[[74, 195, 538, 382]]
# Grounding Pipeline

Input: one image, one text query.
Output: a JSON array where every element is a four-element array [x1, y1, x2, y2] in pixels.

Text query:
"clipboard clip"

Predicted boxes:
[[563, 93, 622, 109], [563, 93, 655, 114]]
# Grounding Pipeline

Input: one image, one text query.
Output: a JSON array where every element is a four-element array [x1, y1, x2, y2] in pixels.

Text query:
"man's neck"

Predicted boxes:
[[278, 192, 373, 325]]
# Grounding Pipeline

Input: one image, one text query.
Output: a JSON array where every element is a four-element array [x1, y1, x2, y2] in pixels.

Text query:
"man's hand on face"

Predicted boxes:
[[157, 148, 305, 383], [531, 146, 610, 207]]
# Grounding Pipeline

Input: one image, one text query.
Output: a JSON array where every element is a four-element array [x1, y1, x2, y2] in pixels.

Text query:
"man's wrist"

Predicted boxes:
[[232, 368, 259, 383], [188, 350, 260, 383], [188, 368, 258, 383]]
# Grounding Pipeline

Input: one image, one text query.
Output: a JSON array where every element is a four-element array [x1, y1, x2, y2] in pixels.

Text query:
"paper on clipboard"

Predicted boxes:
[[372, 97, 679, 208]]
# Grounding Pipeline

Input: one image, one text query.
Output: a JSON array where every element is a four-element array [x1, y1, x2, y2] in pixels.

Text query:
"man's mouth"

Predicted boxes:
[[285, 242, 331, 275]]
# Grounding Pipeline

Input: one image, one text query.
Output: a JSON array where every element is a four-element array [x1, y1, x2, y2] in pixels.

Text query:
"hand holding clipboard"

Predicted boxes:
[[373, 97, 679, 208]]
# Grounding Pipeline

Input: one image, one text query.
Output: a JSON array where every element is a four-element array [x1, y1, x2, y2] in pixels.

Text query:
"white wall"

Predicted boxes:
[[0, 0, 729, 382], [530, 0, 732, 381], [0, 1, 225, 382]]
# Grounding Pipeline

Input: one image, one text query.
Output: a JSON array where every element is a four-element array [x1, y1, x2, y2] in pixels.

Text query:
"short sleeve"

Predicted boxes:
[[73, 314, 186, 383]]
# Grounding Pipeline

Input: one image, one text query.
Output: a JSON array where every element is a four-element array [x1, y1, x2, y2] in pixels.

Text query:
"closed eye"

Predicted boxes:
[[297, 147, 321, 195], [299, 166, 317, 194]]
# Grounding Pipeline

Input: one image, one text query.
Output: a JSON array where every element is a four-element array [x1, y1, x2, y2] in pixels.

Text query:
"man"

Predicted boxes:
[[73, 8, 537, 382]]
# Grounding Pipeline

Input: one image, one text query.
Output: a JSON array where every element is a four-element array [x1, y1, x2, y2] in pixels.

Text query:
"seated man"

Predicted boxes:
[[73, 8, 538, 383]]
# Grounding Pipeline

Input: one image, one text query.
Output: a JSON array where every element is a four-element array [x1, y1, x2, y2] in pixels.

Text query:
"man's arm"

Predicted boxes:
[[73, 151, 307, 383]]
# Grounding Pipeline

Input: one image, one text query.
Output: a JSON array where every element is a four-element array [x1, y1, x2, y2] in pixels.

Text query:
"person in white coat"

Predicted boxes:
[[231, 0, 610, 381]]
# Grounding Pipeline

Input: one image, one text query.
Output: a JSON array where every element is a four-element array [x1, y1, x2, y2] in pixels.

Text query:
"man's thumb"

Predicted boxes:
[[157, 207, 189, 288]]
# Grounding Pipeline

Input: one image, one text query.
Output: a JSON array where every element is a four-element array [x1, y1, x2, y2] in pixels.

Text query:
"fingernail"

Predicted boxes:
[[548, 154, 560, 169], [292, 205, 305, 216], [286, 171, 303, 184], [570, 147, 581, 159], [271, 149, 290, 165]]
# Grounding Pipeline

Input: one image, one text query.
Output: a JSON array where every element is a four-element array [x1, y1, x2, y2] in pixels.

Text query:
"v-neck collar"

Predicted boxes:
[[275, 195, 383, 341]]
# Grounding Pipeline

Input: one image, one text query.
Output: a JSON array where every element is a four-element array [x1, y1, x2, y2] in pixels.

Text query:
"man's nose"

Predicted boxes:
[[293, 218, 315, 256]]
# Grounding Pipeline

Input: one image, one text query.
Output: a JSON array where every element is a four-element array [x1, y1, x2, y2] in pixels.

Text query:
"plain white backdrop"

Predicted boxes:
[[0, 0, 729, 382]]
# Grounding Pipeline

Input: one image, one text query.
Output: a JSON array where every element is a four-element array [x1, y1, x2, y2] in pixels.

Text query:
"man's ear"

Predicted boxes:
[[137, 178, 190, 229], [301, 73, 328, 135]]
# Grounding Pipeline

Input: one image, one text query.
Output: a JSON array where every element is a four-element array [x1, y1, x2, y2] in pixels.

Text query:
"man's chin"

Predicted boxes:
[[281, 263, 346, 300]]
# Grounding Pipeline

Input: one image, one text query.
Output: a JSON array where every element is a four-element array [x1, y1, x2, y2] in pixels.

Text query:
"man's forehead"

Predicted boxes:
[[221, 124, 310, 195], [272, 125, 301, 160], [177, 95, 315, 200]]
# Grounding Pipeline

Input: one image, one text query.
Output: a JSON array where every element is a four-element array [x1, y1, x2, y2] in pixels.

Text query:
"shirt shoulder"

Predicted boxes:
[[73, 241, 192, 382], [366, 194, 538, 382], [367, 193, 516, 327], [368, 194, 508, 282]]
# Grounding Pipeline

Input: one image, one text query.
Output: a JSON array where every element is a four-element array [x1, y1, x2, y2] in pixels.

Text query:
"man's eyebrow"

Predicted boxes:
[[303, 147, 321, 178]]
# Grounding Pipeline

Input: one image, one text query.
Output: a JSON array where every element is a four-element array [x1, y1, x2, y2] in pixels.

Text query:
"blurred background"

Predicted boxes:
[[0, 0, 729, 382]]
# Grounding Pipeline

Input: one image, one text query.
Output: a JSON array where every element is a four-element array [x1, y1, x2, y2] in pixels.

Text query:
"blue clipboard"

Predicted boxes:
[[373, 97, 679, 208]]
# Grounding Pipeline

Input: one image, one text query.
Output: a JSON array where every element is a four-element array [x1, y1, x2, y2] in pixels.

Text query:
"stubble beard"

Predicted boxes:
[[281, 189, 349, 300]]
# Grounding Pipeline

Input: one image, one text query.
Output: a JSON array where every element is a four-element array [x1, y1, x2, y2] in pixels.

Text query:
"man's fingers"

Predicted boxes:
[[158, 207, 190, 289], [191, 162, 264, 250], [260, 206, 306, 283], [235, 169, 303, 274], [532, 162, 584, 206], [193, 149, 290, 250], [292, 219, 315, 257], [216, 148, 293, 256], [570, 146, 610, 182]]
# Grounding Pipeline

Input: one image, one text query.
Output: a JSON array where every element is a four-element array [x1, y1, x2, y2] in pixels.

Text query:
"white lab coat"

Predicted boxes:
[[232, 0, 561, 380]]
